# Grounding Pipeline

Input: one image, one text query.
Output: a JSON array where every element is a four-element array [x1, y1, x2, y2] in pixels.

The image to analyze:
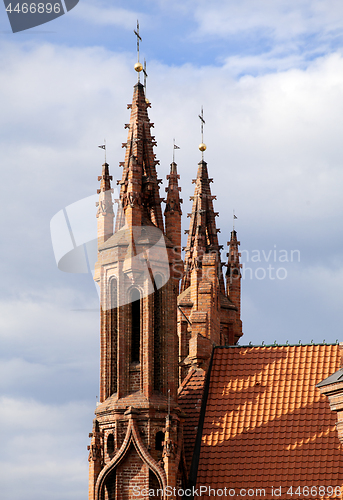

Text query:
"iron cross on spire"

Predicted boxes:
[[198, 106, 207, 160], [199, 106, 205, 141], [134, 20, 142, 82]]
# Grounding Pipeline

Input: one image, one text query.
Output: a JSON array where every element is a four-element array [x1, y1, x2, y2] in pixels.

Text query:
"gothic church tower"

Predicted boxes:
[[89, 78, 184, 499]]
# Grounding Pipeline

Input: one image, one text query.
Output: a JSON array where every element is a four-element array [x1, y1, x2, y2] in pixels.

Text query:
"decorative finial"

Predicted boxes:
[[173, 138, 180, 163], [133, 20, 143, 80], [98, 139, 106, 163], [198, 106, 206, 159]]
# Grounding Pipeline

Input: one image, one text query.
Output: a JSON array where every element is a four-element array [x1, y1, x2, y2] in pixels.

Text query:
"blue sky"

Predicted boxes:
[[2, 1, 343, 499]]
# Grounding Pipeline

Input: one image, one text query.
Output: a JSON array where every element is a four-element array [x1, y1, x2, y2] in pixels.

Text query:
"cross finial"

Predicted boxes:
[[198, 106, 207, 160], [199, 106, 205, 141], [133, 20, 143, 82]]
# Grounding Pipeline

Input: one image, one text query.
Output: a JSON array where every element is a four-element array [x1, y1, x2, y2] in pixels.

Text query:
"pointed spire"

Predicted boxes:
[[96, 162, 114, 245], [226, 229, 242, 318], [115, 82, 164, 233], [181, 160, 224, 293], [164, 161, 182, 247]]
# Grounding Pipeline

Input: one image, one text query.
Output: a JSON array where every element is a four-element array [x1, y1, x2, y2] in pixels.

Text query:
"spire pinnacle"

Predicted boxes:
[[226, 229, 242, 317], [96, 162, 114, 245], [181, 159, 224, 292], [165, 161, 182, 216], [115, 82, 164, 233]]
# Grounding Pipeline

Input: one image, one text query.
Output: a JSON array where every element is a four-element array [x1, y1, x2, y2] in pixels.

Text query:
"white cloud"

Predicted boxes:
[[189, 0, 343, 40], [74, 1, 147, 29], [0, 397, 90, 500]]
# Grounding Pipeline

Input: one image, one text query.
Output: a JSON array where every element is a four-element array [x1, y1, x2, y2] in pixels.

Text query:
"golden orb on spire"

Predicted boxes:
[[199, 143, 207, 152], [134, 62, 143, 72]]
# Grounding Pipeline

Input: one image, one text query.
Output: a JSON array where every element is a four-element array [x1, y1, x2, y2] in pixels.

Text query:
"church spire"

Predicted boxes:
[[96, 162, 114, 245], [115, 82, 164, 233], [226, 229, 242, 318], [164, 161, 182, 250], [181, 159, 224, 292]]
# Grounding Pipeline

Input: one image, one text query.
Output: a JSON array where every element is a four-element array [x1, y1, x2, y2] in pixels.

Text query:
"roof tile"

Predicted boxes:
[[195, 344, 343, 499]]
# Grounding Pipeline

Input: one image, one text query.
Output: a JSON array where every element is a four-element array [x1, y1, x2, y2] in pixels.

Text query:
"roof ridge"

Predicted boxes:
[[216, 342, 339, 348]]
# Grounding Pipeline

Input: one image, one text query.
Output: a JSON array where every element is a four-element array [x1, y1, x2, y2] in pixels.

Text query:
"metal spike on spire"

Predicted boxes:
[[167, 388, 171, 419], [143, 59, 149, 103], [143, 59, 147, 89], [198, 106, 207, 160]]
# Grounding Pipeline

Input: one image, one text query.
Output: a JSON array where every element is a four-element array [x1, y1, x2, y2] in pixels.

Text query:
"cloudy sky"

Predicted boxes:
[[1, 1, 343, 498]]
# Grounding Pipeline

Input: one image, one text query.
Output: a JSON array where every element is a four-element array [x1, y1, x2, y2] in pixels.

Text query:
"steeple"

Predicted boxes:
[[226, 229, 242, 318], [96, 162, 114, 245], [181, 159, 224, 293], [115, 82, 164, 233], [90, 50, 182, 499], [164, 161, 182, 252]]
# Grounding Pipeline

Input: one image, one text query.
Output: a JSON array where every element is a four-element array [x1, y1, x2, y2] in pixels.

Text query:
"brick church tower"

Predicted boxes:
[[84, 27, 343, 498], [89, 79, 184, 499]]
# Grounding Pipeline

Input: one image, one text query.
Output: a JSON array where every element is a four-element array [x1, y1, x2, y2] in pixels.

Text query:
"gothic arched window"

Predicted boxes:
[[131, 288, 141, 363], [154, 274, 163, 391], [107, 433, 115, 455], [111, 279, 118, 394]]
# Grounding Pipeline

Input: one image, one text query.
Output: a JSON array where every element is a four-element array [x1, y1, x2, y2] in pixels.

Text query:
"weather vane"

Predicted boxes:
[[233, 209, 238, 230], [198, 106, 207, 159], [98, 139, 106, 163], [173, 138, 180, 163], [134, 20, 143, 81]]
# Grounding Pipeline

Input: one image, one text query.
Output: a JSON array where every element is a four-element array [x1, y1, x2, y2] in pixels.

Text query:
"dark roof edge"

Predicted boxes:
[[215, 342, 339, 349], [316, 369, 343, 387], [187, 348, 214, 495]]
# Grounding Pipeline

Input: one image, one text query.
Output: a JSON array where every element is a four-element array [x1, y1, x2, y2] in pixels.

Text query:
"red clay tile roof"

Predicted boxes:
[[178, 368, 206, 471], [196, 345, 343, 500]]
